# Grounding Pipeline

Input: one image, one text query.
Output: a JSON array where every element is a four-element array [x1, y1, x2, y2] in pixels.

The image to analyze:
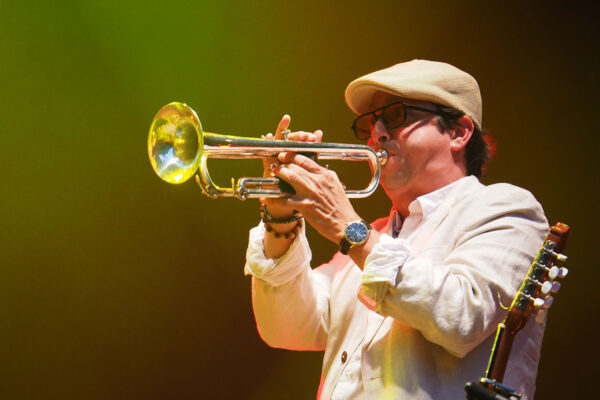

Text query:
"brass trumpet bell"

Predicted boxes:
[[148, 102, 203, 184]]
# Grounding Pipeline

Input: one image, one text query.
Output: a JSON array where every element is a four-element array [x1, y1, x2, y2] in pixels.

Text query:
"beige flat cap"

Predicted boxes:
[[345, 59, 482, 129]]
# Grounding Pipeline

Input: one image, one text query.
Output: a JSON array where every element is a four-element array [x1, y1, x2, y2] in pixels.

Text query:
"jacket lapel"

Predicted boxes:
[[361, 177, 484, 347]]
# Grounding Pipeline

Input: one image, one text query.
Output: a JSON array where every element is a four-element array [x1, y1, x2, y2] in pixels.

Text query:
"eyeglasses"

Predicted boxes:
[[351, 101, 446, 140]]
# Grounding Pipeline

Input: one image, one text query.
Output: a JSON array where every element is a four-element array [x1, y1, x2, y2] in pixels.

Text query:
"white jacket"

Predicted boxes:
[[245, 177, 548, 399]]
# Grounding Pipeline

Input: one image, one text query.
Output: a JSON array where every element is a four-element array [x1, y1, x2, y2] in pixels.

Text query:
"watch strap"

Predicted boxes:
[[340, 237, 352, 255]]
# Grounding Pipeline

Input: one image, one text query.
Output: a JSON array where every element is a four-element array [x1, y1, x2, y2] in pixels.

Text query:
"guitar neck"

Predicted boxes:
[[484, 323, 514, 383], [482, 222, 570, 386]]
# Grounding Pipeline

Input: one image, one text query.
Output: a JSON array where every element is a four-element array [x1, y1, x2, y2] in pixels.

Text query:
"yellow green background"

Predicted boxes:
[[1, 1, 597, 398]]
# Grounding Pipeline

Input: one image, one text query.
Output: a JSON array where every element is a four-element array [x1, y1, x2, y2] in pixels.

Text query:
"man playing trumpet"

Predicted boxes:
[[244, 60, 548, 400]]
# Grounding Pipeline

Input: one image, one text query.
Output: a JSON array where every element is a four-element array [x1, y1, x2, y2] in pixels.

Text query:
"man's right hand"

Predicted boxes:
[[261, 114, 323, 219], [260, 115, 322, 259]]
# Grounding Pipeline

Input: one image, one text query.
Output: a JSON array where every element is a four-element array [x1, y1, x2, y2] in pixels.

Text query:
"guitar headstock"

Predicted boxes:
[[504, 222, 570, 334]]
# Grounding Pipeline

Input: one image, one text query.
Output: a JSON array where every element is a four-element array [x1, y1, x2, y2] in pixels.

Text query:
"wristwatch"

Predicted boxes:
[[339, 220, 372, 255]]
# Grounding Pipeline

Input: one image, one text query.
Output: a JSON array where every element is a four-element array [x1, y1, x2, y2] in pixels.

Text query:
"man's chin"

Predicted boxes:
[[380, 173, 409, 194]]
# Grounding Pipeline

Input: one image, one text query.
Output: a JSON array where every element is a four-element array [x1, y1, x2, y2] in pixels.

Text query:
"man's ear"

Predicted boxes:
[[449, 116, 474, 152]]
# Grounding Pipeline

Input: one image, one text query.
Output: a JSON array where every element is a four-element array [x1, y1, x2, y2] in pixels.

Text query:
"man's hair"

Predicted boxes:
[[435, 105, 494, 178]]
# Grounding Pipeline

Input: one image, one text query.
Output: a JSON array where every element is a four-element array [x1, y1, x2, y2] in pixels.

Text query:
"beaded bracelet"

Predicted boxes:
[[265, 219, 303, 240], [260, 204, 301, 224]]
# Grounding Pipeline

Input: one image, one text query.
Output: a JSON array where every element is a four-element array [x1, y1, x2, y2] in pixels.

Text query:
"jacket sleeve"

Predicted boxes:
[[244, 221, 337, 351], [359, 185, 549, 358]]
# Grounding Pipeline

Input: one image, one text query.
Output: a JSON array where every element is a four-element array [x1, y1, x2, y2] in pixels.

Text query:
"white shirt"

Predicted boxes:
[[334, 178, 468, 399]]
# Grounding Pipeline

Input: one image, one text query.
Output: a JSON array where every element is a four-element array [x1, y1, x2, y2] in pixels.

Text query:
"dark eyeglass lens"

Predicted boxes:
[[353, 103, 408, 140], [354, 117, 372, 140], [382, 103, 406, 130]]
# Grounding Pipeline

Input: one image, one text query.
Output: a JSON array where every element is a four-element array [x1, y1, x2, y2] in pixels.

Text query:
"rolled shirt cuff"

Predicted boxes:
[[244, 221, 311, 287], [360, 233, 411, 305]]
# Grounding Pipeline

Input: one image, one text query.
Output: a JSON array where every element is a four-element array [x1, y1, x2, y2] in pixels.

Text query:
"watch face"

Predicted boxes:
[[346, 222, 369, 245]]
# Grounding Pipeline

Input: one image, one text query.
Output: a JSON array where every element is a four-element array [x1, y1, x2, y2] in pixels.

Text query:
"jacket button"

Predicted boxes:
[[341, 351, 347, 363]]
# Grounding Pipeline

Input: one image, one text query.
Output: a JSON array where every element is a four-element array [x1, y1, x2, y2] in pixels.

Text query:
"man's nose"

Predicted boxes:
[[371, 118, 390, 143]]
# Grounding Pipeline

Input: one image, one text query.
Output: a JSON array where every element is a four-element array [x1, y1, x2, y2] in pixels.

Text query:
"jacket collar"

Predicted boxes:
[[384, 176, 482, 237]]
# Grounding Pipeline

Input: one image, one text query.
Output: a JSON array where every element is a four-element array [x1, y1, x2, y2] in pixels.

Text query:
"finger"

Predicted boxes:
[[274, 162, 315, 194], [275, 161, 310, 182], [286, 131, 319, 142], [313, 129, 323, 143], [278, 152, 323, 174], [275, 114, 291, 140]]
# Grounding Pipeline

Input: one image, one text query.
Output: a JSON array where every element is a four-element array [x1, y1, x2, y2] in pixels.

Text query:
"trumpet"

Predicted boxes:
[[147, 102, 387, 200]]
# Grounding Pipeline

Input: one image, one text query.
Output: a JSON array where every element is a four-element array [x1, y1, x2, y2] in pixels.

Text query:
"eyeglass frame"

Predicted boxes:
[[350, 100, 450, 140]]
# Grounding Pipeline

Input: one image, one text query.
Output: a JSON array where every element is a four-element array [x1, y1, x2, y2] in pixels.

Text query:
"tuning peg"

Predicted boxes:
[[551, 281, 561, 293], [541, 281, 553, 295], [551, 251, 568, 262], [544, 296, 554, 308], [559, 267, 569, 278], [537, 263, 560, 279], [529, 277, 553, 294], [533, 297, 545, 307], [535, 309, 547, 323], [523, 292, 546, 307]]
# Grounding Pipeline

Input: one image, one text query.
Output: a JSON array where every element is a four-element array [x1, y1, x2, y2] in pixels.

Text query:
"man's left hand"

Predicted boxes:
[[269, 152, 361, 245]]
